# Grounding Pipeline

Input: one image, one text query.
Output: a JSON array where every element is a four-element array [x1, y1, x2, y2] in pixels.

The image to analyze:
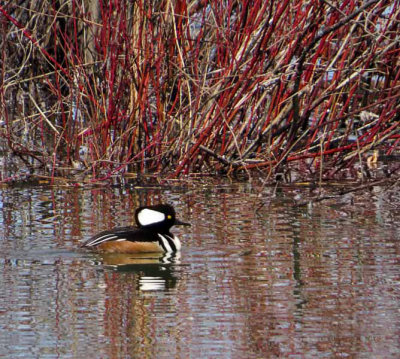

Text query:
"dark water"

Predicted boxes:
[[0, 181, 399, 358]]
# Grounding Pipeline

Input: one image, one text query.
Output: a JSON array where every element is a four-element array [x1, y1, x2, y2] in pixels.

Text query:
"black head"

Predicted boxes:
[[134, 204, 190, 231]]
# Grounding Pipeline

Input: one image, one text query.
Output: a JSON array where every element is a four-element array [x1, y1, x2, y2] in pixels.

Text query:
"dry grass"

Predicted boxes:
[[0, 0, 399, 184]]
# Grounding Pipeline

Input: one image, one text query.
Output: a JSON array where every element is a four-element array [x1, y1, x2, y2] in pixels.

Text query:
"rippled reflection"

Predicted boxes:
[[99, 252, 183, 291], [0, 183, 399, 358]]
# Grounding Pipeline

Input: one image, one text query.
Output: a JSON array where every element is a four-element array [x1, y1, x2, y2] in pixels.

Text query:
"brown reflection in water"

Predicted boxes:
[[0, 183, 399, 358], [168, 185, 400, 357], [99, 259, 184, 359]]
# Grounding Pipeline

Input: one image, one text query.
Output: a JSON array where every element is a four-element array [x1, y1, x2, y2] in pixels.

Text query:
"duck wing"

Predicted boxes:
[[81, 226, 160, 248]]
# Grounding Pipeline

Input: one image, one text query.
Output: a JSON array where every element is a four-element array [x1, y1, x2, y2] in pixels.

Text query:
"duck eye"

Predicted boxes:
[[167, 215, 172, 220]]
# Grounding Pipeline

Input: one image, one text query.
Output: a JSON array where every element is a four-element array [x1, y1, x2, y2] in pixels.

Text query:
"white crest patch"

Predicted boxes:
[[138, 208, 166, 226]]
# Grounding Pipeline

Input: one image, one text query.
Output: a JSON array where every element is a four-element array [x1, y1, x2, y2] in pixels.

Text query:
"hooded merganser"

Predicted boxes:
[[81, 204, 190, 253]]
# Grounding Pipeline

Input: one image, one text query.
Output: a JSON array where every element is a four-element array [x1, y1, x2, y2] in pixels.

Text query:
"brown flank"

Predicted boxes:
[[96, 241, 163, 254]]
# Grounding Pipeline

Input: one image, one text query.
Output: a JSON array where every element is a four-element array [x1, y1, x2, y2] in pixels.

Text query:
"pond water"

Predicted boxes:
[[0, 180, 399, 358]]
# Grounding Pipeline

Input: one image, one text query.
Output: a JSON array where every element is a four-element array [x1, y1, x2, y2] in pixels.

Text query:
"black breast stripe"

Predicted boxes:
[[166, 235, 177, 252], [157, 234, 176, 252], [157, 234, 169, 252]]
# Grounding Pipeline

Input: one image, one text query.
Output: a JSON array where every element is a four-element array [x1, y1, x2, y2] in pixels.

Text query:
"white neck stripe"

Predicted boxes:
[[158, 234, 181, 252], [158, 234, 172, 252]]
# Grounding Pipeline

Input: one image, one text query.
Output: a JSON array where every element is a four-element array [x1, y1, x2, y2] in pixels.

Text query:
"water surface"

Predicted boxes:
[[0, 181, 399, 358]]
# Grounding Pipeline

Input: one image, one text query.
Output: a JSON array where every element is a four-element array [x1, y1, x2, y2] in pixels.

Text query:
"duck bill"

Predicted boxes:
[[175, 219, 191, 226]]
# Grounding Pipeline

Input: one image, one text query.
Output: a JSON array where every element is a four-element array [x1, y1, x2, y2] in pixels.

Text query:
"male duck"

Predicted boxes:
[[82, 204, 190, 253]]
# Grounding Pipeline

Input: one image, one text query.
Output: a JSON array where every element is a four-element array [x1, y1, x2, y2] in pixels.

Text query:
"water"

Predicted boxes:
[[0, 181, 399, 358]]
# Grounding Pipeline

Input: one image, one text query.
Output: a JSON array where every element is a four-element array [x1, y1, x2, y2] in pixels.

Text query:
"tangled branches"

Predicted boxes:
[[0, 0, 399, 184]]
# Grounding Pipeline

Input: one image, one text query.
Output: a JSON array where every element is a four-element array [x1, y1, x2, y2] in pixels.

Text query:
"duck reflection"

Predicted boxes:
[[99, 252, 182, 291]]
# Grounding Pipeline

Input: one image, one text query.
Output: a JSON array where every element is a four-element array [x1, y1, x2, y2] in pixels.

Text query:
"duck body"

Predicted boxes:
[[82, 204, 189, 254]]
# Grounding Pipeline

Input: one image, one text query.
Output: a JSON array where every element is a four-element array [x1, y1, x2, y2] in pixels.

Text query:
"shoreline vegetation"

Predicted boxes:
[[0, 1, 399, 187]]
